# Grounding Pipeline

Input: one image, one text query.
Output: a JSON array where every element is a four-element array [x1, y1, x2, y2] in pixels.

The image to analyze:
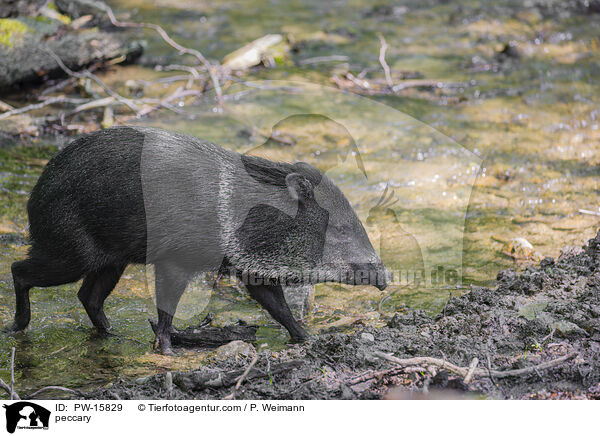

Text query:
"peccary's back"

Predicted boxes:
[[27, 126, 230, 271]]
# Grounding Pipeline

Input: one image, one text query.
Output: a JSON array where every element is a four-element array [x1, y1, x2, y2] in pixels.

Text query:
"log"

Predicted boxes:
[[149, 319, 259, 348], [0, 13, 142, 91]]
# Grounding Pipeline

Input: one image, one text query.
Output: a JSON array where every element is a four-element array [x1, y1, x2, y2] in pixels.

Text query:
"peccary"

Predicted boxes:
[[7, 126, 388, 354]]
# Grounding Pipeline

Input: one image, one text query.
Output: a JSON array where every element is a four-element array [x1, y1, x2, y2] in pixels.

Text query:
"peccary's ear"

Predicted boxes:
[[286, 173, 313, 202]]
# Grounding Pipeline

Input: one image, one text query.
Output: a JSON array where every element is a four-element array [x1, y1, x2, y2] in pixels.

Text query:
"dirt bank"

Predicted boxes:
[[71, 232, 600, 400]]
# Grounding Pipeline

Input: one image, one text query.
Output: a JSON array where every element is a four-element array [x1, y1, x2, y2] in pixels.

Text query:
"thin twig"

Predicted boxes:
[[43, 48, 140, 113], [463, 357, 479, 384], [579, 209, 600, 217], [10, 347, 16, 400], [486, 351, 496, 385], [165, 372, 173, 399], [289, 374, 325, 394], [298, 55, 349, 65], [392, 80, 463, 92], [377, 33, 393, 88], [134, 88, 202, 118], [70, 96, 117, 114], [541, 328, 556, 343], [348, 366, 404, 385], [0, 377, 19, 400], [26, 386, 82, 399], [160, 65, 202, 89], [85, 0, 223, 105], [0, 96, 67, 120], [223, 345, 265, 400]]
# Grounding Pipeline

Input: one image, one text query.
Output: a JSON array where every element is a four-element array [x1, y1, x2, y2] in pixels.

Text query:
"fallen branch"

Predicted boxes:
[[149, 320, 258, 348], [223, 344, 266, 400], [373, 351, 578, 381], [377, 33, 393, 88]]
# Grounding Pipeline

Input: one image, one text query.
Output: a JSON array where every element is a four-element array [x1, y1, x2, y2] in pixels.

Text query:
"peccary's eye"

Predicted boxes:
[[333, 224, 347, 234]]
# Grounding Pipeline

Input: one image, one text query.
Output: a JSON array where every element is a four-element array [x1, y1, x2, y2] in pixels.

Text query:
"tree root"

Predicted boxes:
[[373, 351, 579, 382]]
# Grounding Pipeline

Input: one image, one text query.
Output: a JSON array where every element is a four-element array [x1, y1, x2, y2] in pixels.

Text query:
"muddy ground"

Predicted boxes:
[[76, 232, 600, 400]]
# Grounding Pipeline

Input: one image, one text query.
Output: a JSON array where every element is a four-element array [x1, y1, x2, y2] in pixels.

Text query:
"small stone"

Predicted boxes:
[[209, 340, 255, 361], [552, 320, 587, 338], [135, 375, 151, 385], [360, 332, 375, 343]]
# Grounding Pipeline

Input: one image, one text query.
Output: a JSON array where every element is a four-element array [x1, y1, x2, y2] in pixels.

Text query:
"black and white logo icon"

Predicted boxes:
[[3, 402, 51, 433]]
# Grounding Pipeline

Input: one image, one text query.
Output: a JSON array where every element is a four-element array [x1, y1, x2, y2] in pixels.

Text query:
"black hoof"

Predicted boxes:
[[153, 336, 174, 355], [93, 328, 115, 338], [3, 322, 27, 333], [290, 334, 308, 344], [162, 347, 175, 356]]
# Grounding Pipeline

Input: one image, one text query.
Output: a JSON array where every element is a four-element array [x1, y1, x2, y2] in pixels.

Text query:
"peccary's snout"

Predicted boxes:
[[375, 262, 390, 291], [349, 258, 390, 291]]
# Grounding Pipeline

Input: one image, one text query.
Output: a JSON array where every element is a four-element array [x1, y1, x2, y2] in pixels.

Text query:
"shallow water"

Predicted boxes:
[[1, 0, 599, 395]]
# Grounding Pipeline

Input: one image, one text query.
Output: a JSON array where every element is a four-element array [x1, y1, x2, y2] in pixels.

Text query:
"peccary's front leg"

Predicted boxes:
[[154, 261, 190, 355], [245, 283, 308, 342]]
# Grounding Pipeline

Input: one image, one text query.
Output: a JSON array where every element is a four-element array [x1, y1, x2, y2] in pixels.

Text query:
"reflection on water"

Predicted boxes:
[[1, 0, 599, 395]]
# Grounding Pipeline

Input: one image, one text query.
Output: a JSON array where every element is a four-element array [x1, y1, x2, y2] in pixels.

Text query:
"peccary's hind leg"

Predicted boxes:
[[78, 264, 125, 333], [154, 262, 190, 355], [7, 256, 84, 332], [9, 261, 32, 331], [245, 283, 308, 342]]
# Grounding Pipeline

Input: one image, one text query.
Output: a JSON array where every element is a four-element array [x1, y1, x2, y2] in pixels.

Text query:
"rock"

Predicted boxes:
[[209, 340, 255, 361], [518, 299, 549, 321], [222, 34, 286, 70], [502, 237, 543, 261], [552, 320, 587, 338], [134, 375, 152, 385], [360, 332, 375, 343]]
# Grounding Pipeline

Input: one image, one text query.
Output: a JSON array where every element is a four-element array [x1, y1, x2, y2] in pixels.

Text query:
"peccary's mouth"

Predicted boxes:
[[348, 262, 389, 291]]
